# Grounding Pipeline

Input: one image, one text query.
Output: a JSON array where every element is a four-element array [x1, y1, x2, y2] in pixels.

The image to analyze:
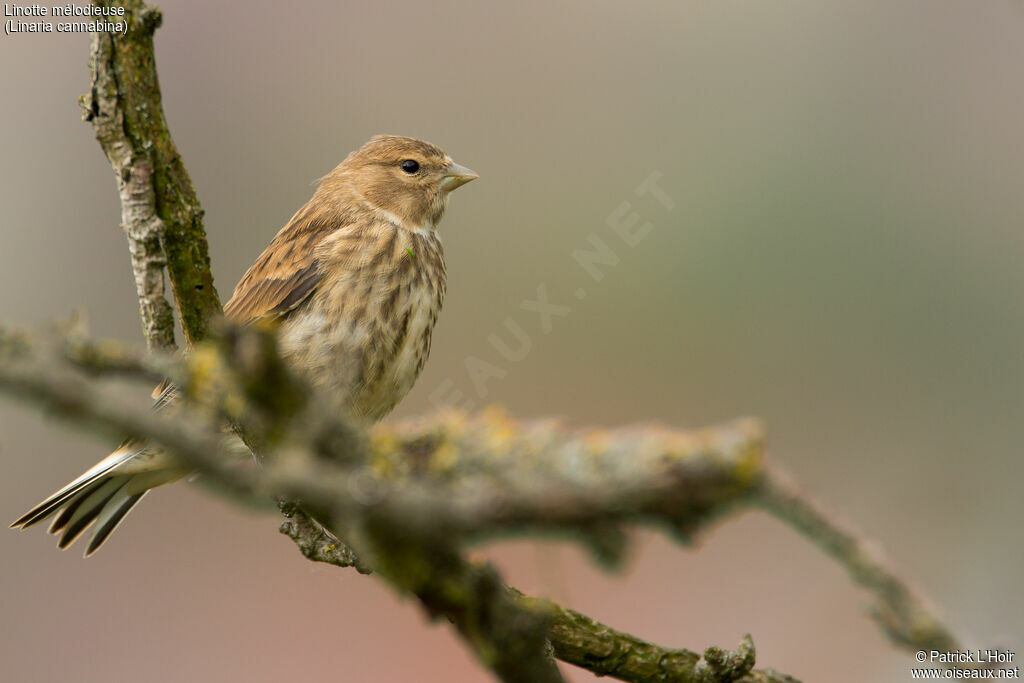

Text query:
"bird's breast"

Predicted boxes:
[[279, 226, 446, 422]]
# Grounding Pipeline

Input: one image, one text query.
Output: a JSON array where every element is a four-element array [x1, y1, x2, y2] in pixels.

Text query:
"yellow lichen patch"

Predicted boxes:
[[478, 405, 519, 456], [369, 428, 401, 458], [185, 344, 222, 386], [182, 344, 231, 408], [221, 390, 247, 420], [427, 409, 470, 455], [582, 429, 613, 457], [369, 448, 399, 479], [702, 418, 766, 486], [732, 436, 765, 487], [428, 438, 459, 473]]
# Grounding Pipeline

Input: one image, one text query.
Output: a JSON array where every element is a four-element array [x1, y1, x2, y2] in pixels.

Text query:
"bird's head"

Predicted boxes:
[[326, 134, 477, 231]]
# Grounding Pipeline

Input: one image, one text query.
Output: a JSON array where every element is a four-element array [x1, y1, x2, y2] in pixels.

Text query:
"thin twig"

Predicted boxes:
[[753, 470, 961, 655]]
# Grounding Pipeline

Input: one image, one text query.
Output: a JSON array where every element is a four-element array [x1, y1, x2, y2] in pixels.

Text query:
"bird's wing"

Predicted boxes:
[[222, 203, 350, 323], [223, 256, 322, 323]]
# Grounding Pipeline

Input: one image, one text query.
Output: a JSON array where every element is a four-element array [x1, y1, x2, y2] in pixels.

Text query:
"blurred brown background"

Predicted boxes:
[[2, 2, 1022, 681]]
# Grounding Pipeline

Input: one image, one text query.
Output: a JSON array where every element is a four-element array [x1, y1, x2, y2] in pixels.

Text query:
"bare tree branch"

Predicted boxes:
[[754, 471, 961, 655], [83, 0, 221, 348], [281, 508, 787, 683], [6, 320, 991, 680], [278, 504, 368, 572], [332, 411, 764, 567], [531, 597, 801, 683], [1, 323, 801, 682], [6, 321, 994, 679]]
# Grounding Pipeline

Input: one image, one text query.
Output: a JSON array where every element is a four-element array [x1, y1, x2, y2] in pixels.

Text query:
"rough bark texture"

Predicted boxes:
[[83, 0, 221, 348], [1, 324, 809, 683], [2, 325, 987, 681]]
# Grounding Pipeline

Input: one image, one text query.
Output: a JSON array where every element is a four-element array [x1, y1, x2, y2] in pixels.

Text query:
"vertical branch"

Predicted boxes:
[[83, 0, 221, 349]]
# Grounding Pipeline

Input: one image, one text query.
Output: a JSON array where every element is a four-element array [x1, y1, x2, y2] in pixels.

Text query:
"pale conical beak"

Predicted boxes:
[[441, 161, 478, 193]]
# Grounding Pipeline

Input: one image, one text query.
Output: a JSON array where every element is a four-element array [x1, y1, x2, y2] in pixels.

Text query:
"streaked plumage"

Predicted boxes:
[[11, 135, 477, 553]]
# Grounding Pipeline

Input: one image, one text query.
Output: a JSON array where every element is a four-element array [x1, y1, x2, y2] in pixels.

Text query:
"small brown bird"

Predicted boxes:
[[10, 134, 477, 554]]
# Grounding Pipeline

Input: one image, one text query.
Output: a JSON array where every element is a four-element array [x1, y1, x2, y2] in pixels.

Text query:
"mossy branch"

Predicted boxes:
[[1, 323, 801, 682], [83, 0, 221, 348]]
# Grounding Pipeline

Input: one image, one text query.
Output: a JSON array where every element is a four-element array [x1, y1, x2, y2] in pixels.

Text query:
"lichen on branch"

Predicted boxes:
[[0, 322, 799, 683], [82, 0, 220, 349]]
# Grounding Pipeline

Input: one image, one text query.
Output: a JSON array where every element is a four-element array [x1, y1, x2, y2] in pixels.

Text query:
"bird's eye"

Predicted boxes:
[[400, 159, 420, 174]]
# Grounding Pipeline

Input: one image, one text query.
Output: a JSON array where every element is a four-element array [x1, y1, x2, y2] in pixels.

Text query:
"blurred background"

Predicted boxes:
[[2, 1, 1022, 681]]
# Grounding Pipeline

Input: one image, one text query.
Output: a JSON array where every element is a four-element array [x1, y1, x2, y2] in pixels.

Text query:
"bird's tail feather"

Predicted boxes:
[[9, 446, 175, 555]]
